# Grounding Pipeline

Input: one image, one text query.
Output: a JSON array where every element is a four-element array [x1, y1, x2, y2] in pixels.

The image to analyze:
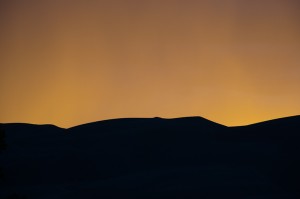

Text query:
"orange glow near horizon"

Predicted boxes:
[[1, 0, 300, 127]]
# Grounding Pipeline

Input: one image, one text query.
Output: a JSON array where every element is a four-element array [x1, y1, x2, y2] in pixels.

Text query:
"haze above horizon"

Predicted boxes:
[[1, 0, 300, 128]]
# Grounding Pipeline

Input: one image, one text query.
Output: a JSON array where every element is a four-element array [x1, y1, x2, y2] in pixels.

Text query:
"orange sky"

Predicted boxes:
[[0, 0, 299, 127]]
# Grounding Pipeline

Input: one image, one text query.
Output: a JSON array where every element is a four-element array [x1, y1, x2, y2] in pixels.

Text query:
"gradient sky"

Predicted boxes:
[[0, 0, 299, 127]]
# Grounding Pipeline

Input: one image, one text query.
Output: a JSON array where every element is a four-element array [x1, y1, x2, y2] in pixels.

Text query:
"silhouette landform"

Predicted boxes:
[[0, 116, 300, 199]]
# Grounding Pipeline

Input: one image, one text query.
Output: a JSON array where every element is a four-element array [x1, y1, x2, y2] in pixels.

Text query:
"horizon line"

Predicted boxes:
[[1, 114, 299, 129]]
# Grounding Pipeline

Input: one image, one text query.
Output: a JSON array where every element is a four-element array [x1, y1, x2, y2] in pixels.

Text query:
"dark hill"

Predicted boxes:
[[0, 116, 299, 199], [68, 116, 225, 134], [243, 115, 300, 135]]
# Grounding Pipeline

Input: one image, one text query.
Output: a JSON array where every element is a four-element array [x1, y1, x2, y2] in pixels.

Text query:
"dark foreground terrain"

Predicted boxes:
[[1, 116, 300, 199]]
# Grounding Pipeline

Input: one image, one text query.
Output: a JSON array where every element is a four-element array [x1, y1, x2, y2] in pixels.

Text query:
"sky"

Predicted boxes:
[[0, 0, 299, 127]]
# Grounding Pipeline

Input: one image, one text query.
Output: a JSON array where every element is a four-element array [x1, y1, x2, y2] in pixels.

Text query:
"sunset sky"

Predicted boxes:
[[0, 0, 299, 127]]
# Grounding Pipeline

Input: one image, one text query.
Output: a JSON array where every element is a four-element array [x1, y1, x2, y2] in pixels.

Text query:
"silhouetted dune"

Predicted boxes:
[[68, 116, 225, 134], [0, 116, 299, 199]]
